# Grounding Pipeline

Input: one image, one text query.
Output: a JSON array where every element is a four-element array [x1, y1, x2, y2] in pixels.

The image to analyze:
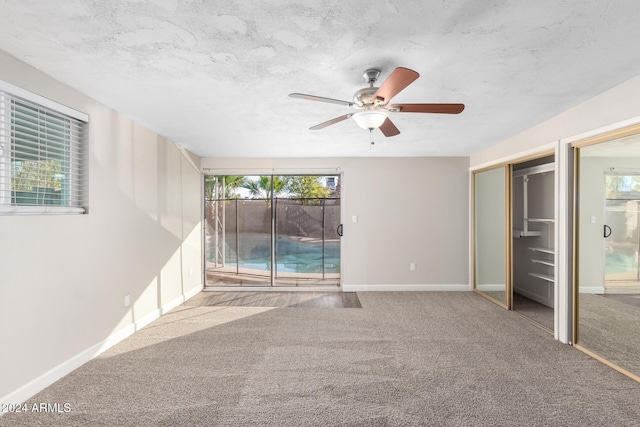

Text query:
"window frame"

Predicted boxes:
[[0, 80, 89, 215]]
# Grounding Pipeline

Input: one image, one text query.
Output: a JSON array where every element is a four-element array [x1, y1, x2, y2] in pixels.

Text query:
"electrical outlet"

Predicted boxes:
[[124, 295, 130, 307], [410, 263, 416, 271]]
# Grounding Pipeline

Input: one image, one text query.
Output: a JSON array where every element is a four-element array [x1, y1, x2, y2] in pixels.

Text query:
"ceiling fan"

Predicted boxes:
[[289, 67, 465, 138]]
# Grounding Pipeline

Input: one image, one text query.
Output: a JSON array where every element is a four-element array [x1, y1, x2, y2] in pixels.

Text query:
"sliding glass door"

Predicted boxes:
[[273, 197, 341, 286], [205, 174, 341, 287], [604, 175, 640, 286], [204, 176, 271, 286]]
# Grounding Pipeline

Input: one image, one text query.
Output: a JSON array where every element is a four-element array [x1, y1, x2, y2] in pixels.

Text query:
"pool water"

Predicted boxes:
[[208, 235, 340, 274], [605, 252, 638, 275]]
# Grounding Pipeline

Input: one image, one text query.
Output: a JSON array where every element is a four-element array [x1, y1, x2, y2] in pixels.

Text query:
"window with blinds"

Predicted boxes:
[[0, 83, 88, 214]]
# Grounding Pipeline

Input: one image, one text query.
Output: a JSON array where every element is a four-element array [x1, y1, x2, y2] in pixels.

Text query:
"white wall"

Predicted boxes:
[[0, 51, 203, 403], [200, 156, 470, 291], [470, 73, 640, 168]]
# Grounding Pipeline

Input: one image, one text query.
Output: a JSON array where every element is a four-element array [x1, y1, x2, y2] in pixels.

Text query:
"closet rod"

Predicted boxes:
[[512, 162, 555, 178]]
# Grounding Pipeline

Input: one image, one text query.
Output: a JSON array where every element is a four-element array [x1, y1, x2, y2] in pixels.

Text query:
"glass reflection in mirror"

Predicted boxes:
[[577, 134, 640, 378], [474, 167, 508, 306]]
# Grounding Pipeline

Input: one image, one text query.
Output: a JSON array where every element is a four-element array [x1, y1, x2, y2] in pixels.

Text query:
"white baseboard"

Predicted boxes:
[[203, 286, 341, 292], [342, 284, 470, 292], [0, 324, 135, 411], [160, 284, 203, 315], [0, 283, 204, 412], [134, 308, 160, 331], [184, 284, 203, 300], [579, 286, 605, 294]]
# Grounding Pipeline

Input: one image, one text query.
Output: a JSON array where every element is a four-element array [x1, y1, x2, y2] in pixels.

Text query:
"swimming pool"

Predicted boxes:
[[606, 252, 638, 277], [207, 234, 340, 274]]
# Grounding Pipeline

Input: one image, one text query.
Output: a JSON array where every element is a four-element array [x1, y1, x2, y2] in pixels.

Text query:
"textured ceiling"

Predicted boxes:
[[1, 1, 640, 158]]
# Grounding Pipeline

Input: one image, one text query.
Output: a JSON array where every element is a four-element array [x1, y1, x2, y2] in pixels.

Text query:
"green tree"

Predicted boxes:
[[606, 175, 640, 199], [12, 160, 63, 191], [221, 175, 247, 198], [242, 176, 286, 199], [284, 176, 331, 201], [205, 175, 247, 201]]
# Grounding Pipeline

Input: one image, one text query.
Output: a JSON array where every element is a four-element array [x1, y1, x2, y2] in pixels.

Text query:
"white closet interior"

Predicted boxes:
[[512, 157, 555, 308]]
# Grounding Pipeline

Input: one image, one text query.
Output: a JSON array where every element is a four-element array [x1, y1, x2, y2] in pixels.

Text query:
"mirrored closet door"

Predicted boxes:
[[575, 129, 640, 380], [473, 166, 509, 308]]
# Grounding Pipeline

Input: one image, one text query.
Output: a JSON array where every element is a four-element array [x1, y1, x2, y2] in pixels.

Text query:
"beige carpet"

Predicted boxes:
[[2, 292, 640, 426], [578, 293, 640, 376], [513, 292, 554, 331]]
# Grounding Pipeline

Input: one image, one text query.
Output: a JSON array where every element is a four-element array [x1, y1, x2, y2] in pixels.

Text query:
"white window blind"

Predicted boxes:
[[0, 86, 88, 215]]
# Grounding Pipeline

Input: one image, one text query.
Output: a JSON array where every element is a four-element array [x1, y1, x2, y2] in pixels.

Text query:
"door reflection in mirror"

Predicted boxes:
[[577, 135, 640, 379]]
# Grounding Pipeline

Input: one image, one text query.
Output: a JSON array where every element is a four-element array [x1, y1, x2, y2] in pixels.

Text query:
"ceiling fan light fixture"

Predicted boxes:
[[352, 110, 388, 130]]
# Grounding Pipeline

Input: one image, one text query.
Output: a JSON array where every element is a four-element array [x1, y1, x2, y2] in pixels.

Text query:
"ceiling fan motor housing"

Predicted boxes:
[[354, 69, 385, 108], [353, 87, 387, 108], [353, 86, 378, 107]]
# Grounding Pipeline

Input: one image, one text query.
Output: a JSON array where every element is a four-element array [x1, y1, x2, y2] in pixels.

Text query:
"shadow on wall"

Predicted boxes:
[[0, 126, 202, 402], [92, 135, 203, 337]]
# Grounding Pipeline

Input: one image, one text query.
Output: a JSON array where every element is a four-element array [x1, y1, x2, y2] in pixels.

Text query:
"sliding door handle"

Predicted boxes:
[[604, 224, 612, 238], [337, 224, 343, 237]]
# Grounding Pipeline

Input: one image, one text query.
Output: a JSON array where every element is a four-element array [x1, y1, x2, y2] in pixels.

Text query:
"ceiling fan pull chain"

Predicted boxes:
[[369, 129, 375, 146]]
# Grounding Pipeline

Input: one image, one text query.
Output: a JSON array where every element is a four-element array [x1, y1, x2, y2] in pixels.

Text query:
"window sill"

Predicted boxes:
[[0, 206, 85, 215]]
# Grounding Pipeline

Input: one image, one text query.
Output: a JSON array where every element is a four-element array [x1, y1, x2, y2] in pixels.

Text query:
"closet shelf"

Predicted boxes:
[[532, 259, 555, 267], [528, 246, 555, 255], [529, 273, 555, 283], [526, 218, 555, 223], [514, 229, 542, 237]]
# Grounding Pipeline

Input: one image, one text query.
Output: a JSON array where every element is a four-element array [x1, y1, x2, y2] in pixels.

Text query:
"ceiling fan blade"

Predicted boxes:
[[289, 93, 353, 107], [391, 103, 465, 114], [379, 118, 400, 137], [309, 114, 353, 130], [373, 67, 419, 104]]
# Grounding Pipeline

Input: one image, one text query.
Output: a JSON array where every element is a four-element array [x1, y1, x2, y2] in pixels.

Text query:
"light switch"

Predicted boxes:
[[590, 216, 596, 224], [352, 215, 358, 223]]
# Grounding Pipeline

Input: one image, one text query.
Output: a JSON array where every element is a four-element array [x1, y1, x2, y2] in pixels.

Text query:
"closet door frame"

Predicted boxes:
[[473, 150, 556, 312]]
